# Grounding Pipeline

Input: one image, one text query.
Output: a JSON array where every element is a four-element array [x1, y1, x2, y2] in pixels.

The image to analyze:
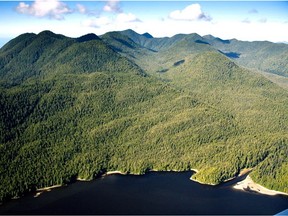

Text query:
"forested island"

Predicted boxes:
[[0, 30, 288, 203]]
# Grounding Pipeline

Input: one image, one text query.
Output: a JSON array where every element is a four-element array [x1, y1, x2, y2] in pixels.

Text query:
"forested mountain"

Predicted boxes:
[[0, 30, 143, 87], [0, 30, 288, 203], [102, 29, 288, 81], [101, 30, 215, 74], [203, 34, 288, 77]]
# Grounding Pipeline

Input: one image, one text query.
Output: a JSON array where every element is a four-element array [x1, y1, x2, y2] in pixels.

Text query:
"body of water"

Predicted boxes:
[[0, 171, 287, 214]]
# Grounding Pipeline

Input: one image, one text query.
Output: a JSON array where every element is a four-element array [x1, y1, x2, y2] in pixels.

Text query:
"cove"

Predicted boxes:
[[0, 171, 287, 215]]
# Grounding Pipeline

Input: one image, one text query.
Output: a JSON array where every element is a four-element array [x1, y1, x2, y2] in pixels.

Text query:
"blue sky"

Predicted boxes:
[[0, 1, 288, 47]]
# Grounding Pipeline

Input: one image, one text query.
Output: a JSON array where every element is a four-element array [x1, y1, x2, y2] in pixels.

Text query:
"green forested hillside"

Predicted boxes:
[[0, 30, 288, 203], [154, 51, 288, 188], [101, 30, 215, 75], [203, 35, 288, 77], [0, 30, 143, 87], [102, 29, 288, 83]]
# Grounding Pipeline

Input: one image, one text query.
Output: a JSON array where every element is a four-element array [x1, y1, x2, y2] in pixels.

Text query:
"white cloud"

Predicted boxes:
[[82, 17, 111, 28], [258, 18, 267, 23], [248, 9, 258, 14], [169, 4, 212, 22], [76, 4, 87, 14], [116, 13, 141, 23], [81, 12, 140, 29], [16, 0, 71, 20], [6, 1, 287, 44], [75, 4, 100, 16], [242, 18, 251, 24], [103, 0, 122, 13]]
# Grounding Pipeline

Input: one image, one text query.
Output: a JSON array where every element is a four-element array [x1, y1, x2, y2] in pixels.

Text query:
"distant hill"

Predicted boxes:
[[101, 30, 215, 73], [101, 29, 288, 90], [202, 35, 288, 77], [102, 29, 288, 79], [0, 30, 287, 203]]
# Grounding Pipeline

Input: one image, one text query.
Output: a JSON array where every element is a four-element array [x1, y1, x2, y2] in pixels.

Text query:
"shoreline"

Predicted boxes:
[[233, 175, 288, 196], [33, 168, 287, 198], [36, 184, 62, 192], [189, 168, 217, 186], [34, 184, 62, 198], [34, 171, 128, 198], [189, 177, 217, 186], [189, 168, 288, 196], [76, 177, 89, 181], [104, 170, 127, 176]]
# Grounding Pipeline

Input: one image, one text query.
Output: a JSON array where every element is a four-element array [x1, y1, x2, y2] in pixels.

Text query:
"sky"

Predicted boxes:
[[0, 0, 288, 47]]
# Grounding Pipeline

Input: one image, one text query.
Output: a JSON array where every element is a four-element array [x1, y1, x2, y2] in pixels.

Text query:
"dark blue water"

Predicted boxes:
[[0, 171, 287, 215]]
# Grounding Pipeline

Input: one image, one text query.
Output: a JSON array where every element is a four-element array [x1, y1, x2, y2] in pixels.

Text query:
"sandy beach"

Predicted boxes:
[[233, 175, 288, 196], [106, 170, 127, 175], [76, 177, 89, 181], [36, 184, 62, 192], [189, 168, 287, 196], [34, 184, 62, 198], [104, 170, 127, 176]]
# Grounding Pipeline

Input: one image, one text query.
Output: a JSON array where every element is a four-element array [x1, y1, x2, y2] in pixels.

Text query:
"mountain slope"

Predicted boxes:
[[102, 30, 288, 81], [161, 51, 288, 187], [0, 59, 240, 202], [102, 30, 215, 74], [0, 31, 144, 87], [203, 35, 288, 77], [0, 30, 288, 203]]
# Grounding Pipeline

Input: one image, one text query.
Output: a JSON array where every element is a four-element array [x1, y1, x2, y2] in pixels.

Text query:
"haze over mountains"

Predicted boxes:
[[0, 29, 288, 203]]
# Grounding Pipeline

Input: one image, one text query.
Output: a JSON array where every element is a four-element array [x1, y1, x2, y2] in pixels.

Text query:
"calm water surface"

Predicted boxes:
[[0, 171, 288, 215]]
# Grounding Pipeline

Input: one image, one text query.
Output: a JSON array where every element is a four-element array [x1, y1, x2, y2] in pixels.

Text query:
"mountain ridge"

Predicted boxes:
[[100, 30, 288, 90], [99, 29, 288, 78], [0, 30, 145, 87]]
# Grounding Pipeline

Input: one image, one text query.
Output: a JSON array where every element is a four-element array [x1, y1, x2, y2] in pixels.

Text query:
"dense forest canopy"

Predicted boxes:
[[0, 30, 288, 203]]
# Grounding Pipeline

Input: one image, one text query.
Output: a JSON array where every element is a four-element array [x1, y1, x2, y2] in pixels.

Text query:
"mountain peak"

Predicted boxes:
[[76, 33, 100, 43], [38, 30, 54, 35], [203, 35, 231, 43], [37, 30, 66, 39], [203, 34, 215, 40], [121, 29, 139, 35], [142, 32, 153, 39]]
